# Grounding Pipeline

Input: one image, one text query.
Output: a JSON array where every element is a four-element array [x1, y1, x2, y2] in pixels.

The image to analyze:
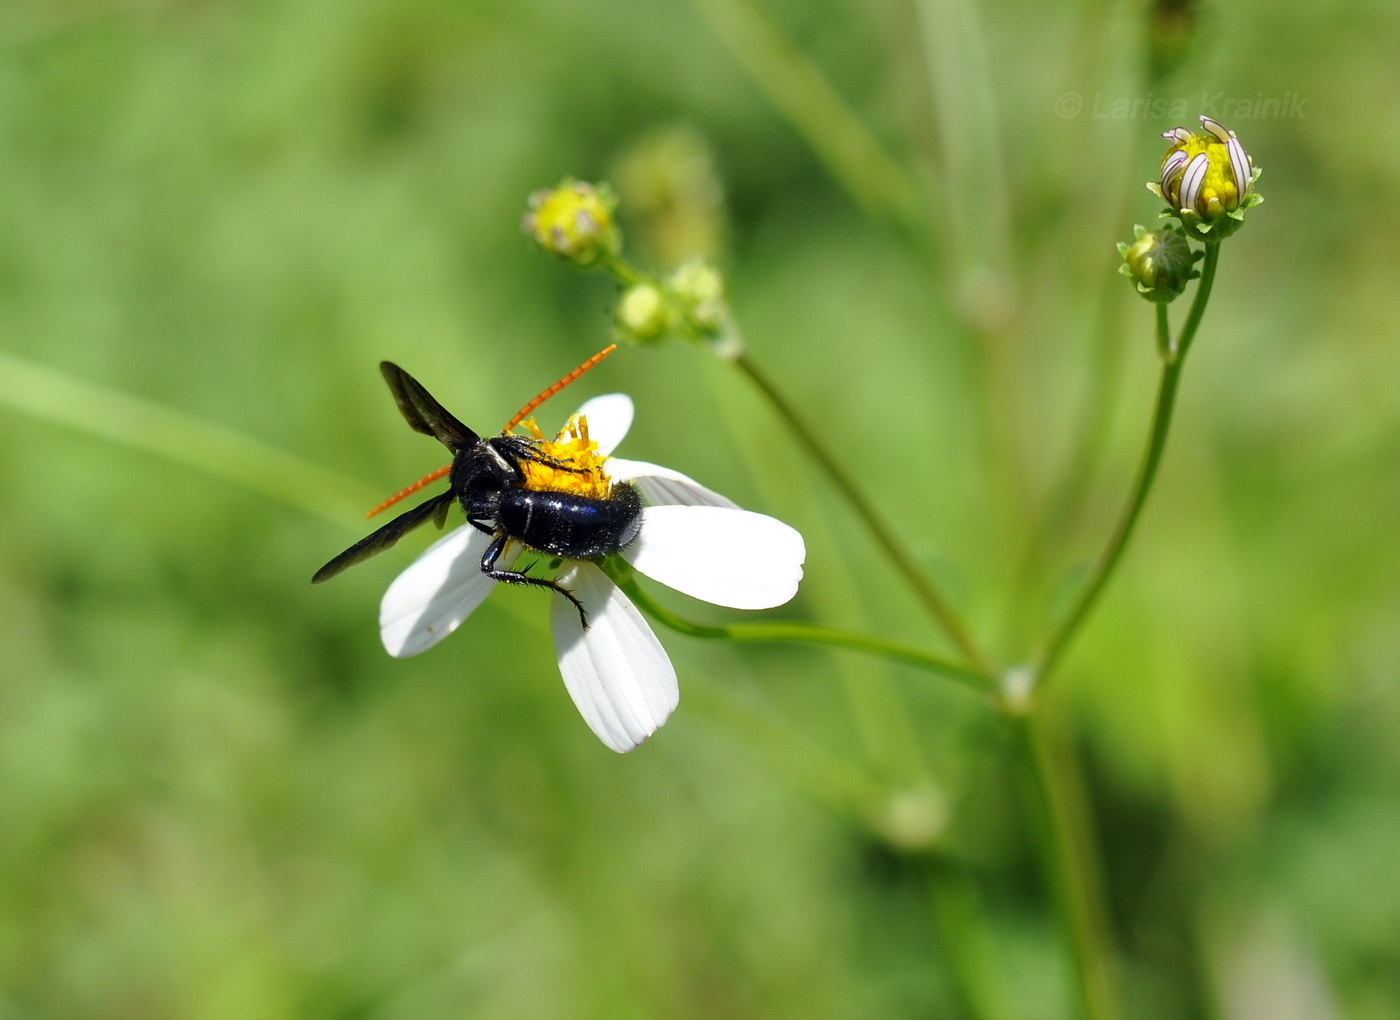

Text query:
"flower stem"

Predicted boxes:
[[1036, 242, 1220, 686], [613, 574, 996, 694], [731, 351, 997, 674], [1018, 707, 1123, 1020], [926, 858, 1017, 1020], [0, 351, 375, 527]]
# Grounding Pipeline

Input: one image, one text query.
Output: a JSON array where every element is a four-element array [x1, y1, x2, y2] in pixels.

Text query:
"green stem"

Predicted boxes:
[[0, 351, 375, 527], [1153, 299, 1171, 361], [1036, 242, 1220, 685], [600, 252, 644, 287], [926, 858, 1017, 1020], [1018, 708, 1123, 1020], [1169, 241, 1220, 363], [732, 351, 997, 674], [597, 253, 991, 673], [685, 0, 927, 238], [612, 573, 995, 694]]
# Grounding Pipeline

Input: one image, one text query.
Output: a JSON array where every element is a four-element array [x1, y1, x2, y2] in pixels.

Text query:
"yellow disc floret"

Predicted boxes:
[[1162, 137, 1238, 216], [1150, 117, 1259, 240], [521, 179, 621, 267], [515, 414, 614, 499]]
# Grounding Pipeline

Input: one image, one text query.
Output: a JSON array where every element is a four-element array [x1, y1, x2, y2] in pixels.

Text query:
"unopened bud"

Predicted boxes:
[[522, 179, 621, 267], [614, 283, 670, 343], [1148, 116, 1263, 240], [872, 785, 948, 854], [668, 259, 726, 332], [1117, 225, 1199, 303]]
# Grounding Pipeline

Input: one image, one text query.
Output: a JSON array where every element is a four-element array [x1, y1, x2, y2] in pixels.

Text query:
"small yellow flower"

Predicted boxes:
[[522, 179, 621, 266], [1148, 116, 1262, 239]]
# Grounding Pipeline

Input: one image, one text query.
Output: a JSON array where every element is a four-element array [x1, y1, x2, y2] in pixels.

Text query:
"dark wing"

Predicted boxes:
[[311, 491, 456, 584], [379, 362, 480, 451]]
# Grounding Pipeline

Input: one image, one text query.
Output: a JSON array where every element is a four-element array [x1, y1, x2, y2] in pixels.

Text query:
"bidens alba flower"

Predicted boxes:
[[378, 393, 806, 753], [1149, 116, 1262, 239]]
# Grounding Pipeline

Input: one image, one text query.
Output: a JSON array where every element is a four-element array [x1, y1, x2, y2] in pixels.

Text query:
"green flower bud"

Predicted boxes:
[[871, 785, 947, 854], [614, 283, 670, 343], [521, 179, 621, 267], [666, 259, 743, 358], [668, 258, 725, 331], [1117, 225, 1199, 303], [1147, 116, 1263, 240], [610, 126, 725, 268]]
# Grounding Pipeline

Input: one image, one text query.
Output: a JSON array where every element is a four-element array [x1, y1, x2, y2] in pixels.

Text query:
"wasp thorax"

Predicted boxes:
[[517, 414, 614, 499]]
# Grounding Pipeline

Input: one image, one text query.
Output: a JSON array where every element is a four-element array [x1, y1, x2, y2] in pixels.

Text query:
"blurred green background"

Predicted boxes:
[[1, 0, 1397, 1016]]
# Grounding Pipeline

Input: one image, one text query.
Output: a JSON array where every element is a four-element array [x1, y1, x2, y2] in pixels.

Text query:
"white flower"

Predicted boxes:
[[377, 393, 806, 753]]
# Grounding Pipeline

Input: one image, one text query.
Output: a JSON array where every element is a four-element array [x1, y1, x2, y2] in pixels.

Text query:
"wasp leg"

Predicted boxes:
[[467, 517, 496, 537], [480, 534, 588, 628], [511, 443, 592, 475]]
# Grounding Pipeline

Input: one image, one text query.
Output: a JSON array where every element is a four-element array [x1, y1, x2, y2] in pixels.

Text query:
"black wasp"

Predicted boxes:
[[312, 346, 641, 624]]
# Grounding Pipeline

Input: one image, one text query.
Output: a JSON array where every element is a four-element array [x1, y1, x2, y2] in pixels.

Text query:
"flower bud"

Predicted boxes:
[[668, 259, 725, 331], [522, 179, 621, 267], [1147, 116, 1262, 240], [610, 126, 725, 268], [871, 785, 948, 854], [667, 259, 743, 358], [1117, 225, 1199, 303], [614, 282, 670, 343]]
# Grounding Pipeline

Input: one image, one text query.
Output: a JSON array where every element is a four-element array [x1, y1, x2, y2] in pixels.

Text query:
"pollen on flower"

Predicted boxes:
[[516, 414, 614, 499], [1162, 136, 1238, 217], [1150, 117, 1260, 240]]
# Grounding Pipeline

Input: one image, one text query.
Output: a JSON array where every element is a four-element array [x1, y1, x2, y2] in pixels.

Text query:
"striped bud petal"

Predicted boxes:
[[1227, 137, 1252, 197], [1179, 153, 1210, 215], [1162, 127, 1194, 145], [1161, 150, 1189, 195], [1198, 116, 1233, 143]]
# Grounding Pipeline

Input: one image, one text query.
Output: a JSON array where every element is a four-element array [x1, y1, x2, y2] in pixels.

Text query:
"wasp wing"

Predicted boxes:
[[380, 362, 480, 451], [312, 491, 457, 584]]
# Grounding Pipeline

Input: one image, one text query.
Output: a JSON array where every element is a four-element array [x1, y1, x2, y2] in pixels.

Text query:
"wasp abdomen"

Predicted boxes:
[[498, 482, 643, 560]]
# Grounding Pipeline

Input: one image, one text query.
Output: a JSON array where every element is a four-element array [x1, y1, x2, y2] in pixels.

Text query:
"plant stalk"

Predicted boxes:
[[1019, 707, 1123, 1020], [614, 574, 995, 694], [1036, 242, 1220, 685], [732, 351, 997, 674]]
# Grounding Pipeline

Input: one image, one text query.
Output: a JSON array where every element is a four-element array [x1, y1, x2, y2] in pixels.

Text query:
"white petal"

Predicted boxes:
[[550, 563, 678, 753], [606, 457, 739, 508], [380, 526, 503, 657], [1198, 115, 1232, 142], [574, 393, 633, 456], [1227, 137, 1251, 196], [1161, 150, 1188, 193], [1179, 153, 1209, 214], [620, 505, 805, 610]]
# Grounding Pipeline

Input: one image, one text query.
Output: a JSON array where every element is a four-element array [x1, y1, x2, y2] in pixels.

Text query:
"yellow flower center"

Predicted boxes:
[[1165, 136, 1240, 217], [515, 414, 614, 499], [522, 181, 616, 263]]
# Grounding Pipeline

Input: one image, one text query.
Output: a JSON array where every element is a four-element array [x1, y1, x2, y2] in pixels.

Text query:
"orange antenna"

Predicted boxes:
[[502, 344, 617, 434], [366, 464, 451, 518]]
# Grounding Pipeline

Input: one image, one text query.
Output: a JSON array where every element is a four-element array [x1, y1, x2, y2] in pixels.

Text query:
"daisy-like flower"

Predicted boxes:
[[1149, 116, 1263, 240], [377, 393, 806, 753]]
